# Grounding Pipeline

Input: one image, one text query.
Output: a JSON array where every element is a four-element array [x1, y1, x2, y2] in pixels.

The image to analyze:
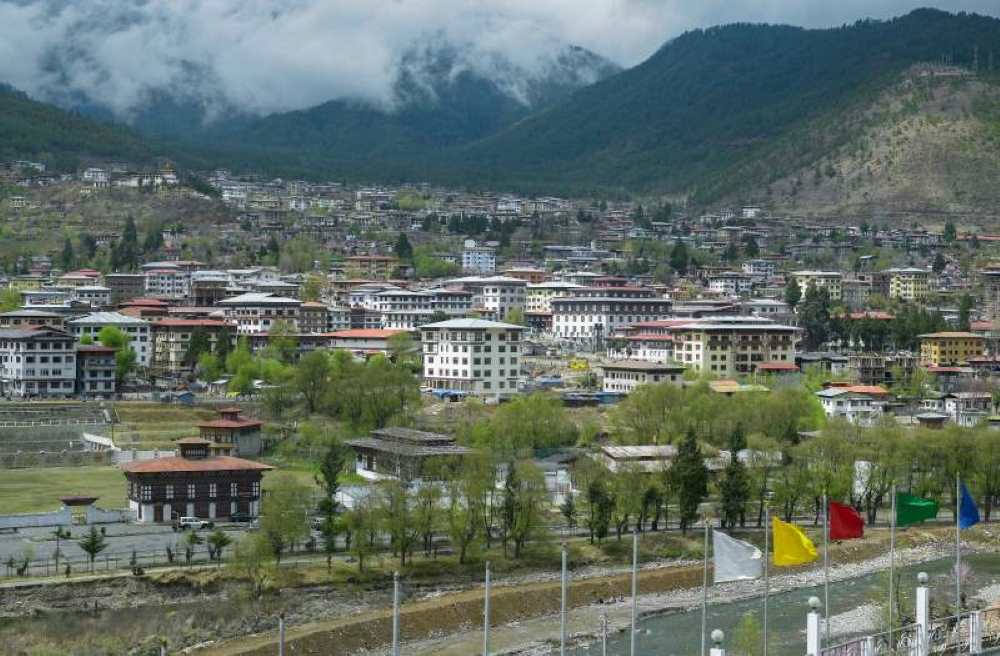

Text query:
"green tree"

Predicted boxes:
[[0, 288, 20, 312], [183, 530, 203, 565], [229, 532, 275, 597], [943, 221, 957, 243], [560, 492, 577, 530], [260, 473, 312, 564], [316, 440, 347, 569], [60, 237, 75, 271], [394, 233, 414, 261], [932, 252, 946, 274], [345, 495, 379, 572], [300, 273, 326, 302], [958, 293, 973, 331], [784, 276, 801, 308], [731, 612, 763, 656], [214, 328, 234, 360], [77, 526, 107, 573], [669, 241, 690, 274], [719, 425, 749, 528], [798, 283, 831, 350], [115, 348, 137, 384], [294, 350, 332, 414], [206, 530, 233, 562], [183, 328, 213, 368], [671, 429, 708, 534]]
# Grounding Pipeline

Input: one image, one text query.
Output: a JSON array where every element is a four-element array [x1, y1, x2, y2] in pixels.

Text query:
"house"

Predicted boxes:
[[325, 328, 407, 357], [196, 407, 264, 457], [104, 273, 146, 305], [345, 427, 473, 482], [122, 437, 272, 523], [75, 344, 116, 397], [67, 312, 152, 367], [791, 271, 842, 301], [218, 292, 302, 335], [420, 318, 524, 397], [462, 241, 497, 274], [596, 445, 676, 473], [815, 385, 890, 425], [919, 332, 985, 366], [551, 296, 672, 344], [150, 319, 232, 376], [601, 360, 685, 394], [0, 309, 64, 330], [0, 327, 77, 398], [942, 392, 992, 427], [671, 317, 800, 377]]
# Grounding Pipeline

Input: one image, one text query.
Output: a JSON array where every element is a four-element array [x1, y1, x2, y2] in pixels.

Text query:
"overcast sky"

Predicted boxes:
[[0, 1, 997, 118]]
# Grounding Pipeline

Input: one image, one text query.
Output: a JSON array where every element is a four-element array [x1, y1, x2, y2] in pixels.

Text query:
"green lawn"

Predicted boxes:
[[0, 466, 127, 514]]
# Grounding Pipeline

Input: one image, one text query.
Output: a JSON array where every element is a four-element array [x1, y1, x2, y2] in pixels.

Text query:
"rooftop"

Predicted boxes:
[[422, 318, 525, 330], [122, 455, 273, 474]]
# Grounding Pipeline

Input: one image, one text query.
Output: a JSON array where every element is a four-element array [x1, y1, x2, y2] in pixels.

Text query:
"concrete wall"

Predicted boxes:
[[0, 507, 72, 529], [85, 506, 134, 524]]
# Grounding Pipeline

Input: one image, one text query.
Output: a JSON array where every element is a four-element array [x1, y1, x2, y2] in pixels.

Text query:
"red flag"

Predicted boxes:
[[829, 501, 864, 540]]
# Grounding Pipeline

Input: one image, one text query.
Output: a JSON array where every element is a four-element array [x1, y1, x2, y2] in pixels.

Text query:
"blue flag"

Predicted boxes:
[[959, 481, 980, 529]]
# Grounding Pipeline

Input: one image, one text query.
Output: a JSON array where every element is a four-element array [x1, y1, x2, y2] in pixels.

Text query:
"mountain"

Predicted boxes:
[[452, 9, 1000, 203], [0, 84, 154, 171], [198, 43, 619, 163]]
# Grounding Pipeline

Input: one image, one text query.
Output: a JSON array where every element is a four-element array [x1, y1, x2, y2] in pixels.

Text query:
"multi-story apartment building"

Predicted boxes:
[[144, 266, 190, 300], [0, 327, 77, 397], [0, 309, 64, 330], [707, 272, 754, 297], [461, 242, 497, 274], [420, 318, 524, 396], [298, 302, 329, 334], [791, 270, 842, 301], [671, 316, 800, 376], [343, 255, 399, 280], [76, 344, 116, 396], [919, 332, 985, 366], [742, 259, 776, 279], [601, 361, 685, 394], [68, 312, 152, 367], [73, 285, 112, 308], [447, 276, 527, 320], [551, 296, 672, 343], [979, 265, 1000, 320], [151, 319, 232, 375], [218, 293, 301, 335], [525, 281, 586, 313], [104, 273, 146, 305], [815, 385, 889, 426], [882, 267, 930, 301]]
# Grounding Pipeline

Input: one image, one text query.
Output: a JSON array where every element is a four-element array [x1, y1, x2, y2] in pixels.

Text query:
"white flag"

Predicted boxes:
[[713, 530, 763, 583]]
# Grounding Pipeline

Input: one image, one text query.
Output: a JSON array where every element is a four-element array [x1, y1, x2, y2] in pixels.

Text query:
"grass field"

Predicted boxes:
[[113, 402, 220, 449], [0, 463, 322, 515], [0, 465, 128, 514]]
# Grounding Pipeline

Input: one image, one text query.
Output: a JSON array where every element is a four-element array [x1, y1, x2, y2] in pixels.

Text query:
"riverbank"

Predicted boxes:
[[201, 525, 988, 656]]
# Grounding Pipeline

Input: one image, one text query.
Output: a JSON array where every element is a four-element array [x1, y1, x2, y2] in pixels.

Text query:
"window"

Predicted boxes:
[[165, 484, 174, 500], [209, 483, 217, 498], [141, 485, 152, 501], [251, 481, 261, 497], [187, 483, 196, 498], [231, 482, 238, 497]]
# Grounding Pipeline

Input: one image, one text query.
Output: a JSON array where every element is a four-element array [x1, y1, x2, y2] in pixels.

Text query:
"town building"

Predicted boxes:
[[104, 273, 146, 305], [882, 267, 931, 301], [67, 312, 152, 367], [446, 276, 527, 320], [919, 332, 986, 366], [791, 271, 842, 301], [420, 318, 524, 396], [196, 407, 264, 457], [551, 296, 672, 344], [345, 427, 473, 482], [461, 241, 497, 274], [122, 437, 272, 523], [525, 281, 586, 313], [0, 327, 77, 397], [0, 309, 64, 330], [325, 328, 407, 357], [707, 272, 754, 297], [671, 317, 800, 377], [75, 344, 116, 397], [742, 259, 776, 279], [299, 301, 329, 334], [150, 319, 232, 376], [601, 361, 685, 394], [218, 292, 301, 335], [343, 255, 400, 280], [815, 385, 889, 425]]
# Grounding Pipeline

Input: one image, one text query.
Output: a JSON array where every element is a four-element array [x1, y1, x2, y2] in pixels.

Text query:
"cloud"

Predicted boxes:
[[0, 0, 997, 119]]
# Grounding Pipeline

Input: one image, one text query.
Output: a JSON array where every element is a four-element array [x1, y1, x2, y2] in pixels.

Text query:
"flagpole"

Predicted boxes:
[[701, 518, 709, 656], [956, 472, 962, 615], [763, 504, 769, 656], [823, 492, 830, 646], [889, 484, 896, 646]]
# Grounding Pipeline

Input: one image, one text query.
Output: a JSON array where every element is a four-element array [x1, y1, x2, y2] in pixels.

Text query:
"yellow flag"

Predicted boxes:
[[771, 516, 818, 567]]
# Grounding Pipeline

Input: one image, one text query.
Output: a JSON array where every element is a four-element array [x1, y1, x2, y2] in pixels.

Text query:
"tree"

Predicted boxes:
[[560, 493, 577, 530], [798, 283, 831, 350], [183, 328, 213, 368], [743, 238, 760, 258], [394, 233, 413, 261], [731, 612, 763, 656], [183, 530, 203, 565], [214, 328, 234, 360], [669, 241, 690, 274], [60, 237, 75, 271], [958, 293, 973, 331], [77, 526, 107, 572], [229, 532, 275, 597], [932, 252, 946, 274], [501, 460, 547, 558], [0, 288, 20, 313], [671, 429, 708, 534], [207, 530, 233, 562], [784, 276, 801, 308], [260, 473, 312, 564], [300, 273, 326, 302], [719, 425, 750, 528], [115, 348, 137, 385], [722, 241, 739, 263], [345, 495, 379, 572], [381, 480, 419, 566], [97, 325, 128, 349], [316, 440, 347, 569], [294, 350, 332, 414], [943, 221, 957, 243]]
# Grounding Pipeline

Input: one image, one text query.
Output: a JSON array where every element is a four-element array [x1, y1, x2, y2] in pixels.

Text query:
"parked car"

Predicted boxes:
[[177, 516, 214, 530], [230, 512, 253, 524]]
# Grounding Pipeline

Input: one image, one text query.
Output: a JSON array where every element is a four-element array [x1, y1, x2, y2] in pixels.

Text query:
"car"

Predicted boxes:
[[177, 516, 214, 530], [230, 512, 253, 524]]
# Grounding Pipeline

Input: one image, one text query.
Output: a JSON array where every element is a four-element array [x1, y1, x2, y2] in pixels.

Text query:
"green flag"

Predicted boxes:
[[896, 492, 939, 526]]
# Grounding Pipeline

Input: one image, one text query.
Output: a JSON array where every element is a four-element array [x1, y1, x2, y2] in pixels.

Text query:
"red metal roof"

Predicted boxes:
[[757, 361, 799, 371], [197, 418, 263, 429], [154, 319, 229, 327], [121, 455, 272, 473], [324, 329, 406, 339]]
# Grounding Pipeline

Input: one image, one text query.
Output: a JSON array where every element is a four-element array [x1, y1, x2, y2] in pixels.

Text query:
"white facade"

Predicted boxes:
[[525, 281, 585, 313], [601, 361, 685, 394], [462, 244, 497, 274], [0, 328, 77, 397], [68, 312, 152, 367], [742, 259, 776, 279], [816, 388, 885, 426], [421, 319, 524, 396], [707, 273, 754, 297], [218, 293, 302, 335], [72, 285, 112, 308], [551, 297, 672, 342], [446, 276, 526, 320], [144, 268, 190, 300]]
